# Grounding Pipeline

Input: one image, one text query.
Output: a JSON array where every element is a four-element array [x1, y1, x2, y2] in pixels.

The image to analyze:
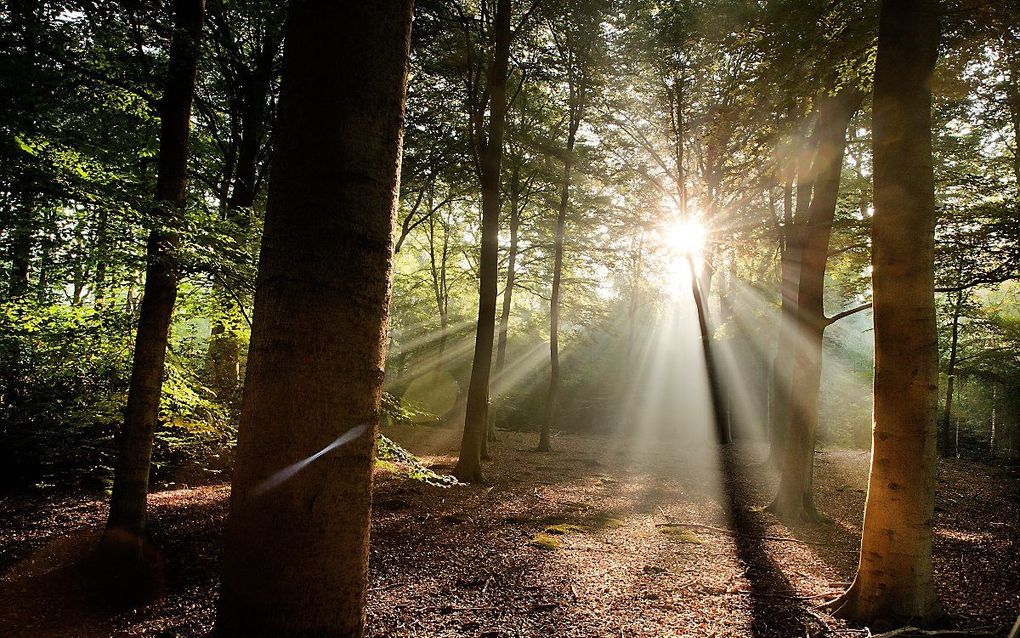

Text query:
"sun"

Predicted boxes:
[[657, 217, 707, 294], [663, 219, 707, 259]]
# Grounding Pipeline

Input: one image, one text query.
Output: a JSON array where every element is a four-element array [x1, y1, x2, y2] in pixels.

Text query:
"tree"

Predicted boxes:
[[768, 87, 864, 523], [199, 0, 285, 401], [829, 0, 943, 625], [105, 0, 205, 541], [540, 2, 600, 452], [454, 0, 513, 483], [216, 1, 413, 636]]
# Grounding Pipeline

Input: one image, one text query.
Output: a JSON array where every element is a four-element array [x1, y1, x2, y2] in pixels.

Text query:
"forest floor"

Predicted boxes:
[[1, 425, 1018, 638]]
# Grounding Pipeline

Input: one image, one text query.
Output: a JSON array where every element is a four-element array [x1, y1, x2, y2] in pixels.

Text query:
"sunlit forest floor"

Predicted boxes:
[[1, 426, 1018, 638]]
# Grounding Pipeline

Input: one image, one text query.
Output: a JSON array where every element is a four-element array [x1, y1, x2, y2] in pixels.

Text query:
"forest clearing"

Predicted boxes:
[[2, 428, 1018, 637], [4, 0, 1020, 636]]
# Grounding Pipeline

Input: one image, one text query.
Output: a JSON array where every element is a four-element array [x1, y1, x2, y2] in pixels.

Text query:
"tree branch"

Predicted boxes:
[[825, 302, 872, 326]]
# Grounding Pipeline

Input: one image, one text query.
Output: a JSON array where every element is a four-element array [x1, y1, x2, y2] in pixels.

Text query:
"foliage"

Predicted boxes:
[[2, 0, 1020, 493]]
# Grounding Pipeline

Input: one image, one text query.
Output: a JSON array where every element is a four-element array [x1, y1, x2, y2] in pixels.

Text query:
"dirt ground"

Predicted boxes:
[[1, 425, 1018, 637]]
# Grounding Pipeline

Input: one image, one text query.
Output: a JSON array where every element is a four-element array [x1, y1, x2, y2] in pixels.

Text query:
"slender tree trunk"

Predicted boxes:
[[216, 2, 412, 636], [105, 0, 204, 540], [541, 154, 573, 452], [690, 254, 730, 444], [769, 88, 862, 523], [455, 0, 512, 483], [93, 207, 110, 305], [207, 34, 279, 400], [487, 163, 522, 441], [990, 384, 997, 454], [768, 173, 797, 465], [830, 0, 943, 625], [6, 0, 39, 301], [940, 290, 963, 456]]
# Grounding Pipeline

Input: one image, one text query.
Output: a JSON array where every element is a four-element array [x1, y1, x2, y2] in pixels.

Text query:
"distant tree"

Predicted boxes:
[[540, 0, 603, 452], [216, 1, 413, 635]]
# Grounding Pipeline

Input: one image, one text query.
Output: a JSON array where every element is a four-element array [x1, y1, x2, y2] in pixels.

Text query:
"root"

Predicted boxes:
[[452, 459, 485, 484]]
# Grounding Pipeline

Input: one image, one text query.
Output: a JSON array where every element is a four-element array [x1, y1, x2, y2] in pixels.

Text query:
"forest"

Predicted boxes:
[[1, 0, 1019, 636]]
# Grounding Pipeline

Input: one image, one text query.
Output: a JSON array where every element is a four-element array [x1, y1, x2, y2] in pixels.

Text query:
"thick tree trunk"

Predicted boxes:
[[215, 2, 412, 636], [830, 0, 943, 625], [455, 0, 512, 483], [105, 0, 204, 540], [487, 163, 522, 441], [940, 290, 963, 456], [769, 88, 862, 523]]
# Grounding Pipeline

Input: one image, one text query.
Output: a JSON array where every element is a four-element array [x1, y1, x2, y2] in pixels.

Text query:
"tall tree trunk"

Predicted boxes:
[[207, 29, 280, 401], [6, 0, 39, 301], [93, 207, 110, 305], [487, 162, 522, 441], [830, 0, 943, 625], [769, 88, 862, 523], [541, 150, 573, 452], [454, 0, 512, 483], [940, 289, 963, 457], [990, 384, 998, 454], [768, 172, 797, 466], [216, 2, 412, 636], [690, 254, 729, 444], [105, 0, 204, 540]]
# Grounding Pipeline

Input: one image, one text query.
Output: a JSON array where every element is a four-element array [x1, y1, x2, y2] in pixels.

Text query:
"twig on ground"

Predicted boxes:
[[870, 626, 1010, 638], [653, 519, 831, 547]]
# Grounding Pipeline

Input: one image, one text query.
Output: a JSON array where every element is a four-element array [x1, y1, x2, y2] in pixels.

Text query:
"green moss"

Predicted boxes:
[[589, 513, 626, 529], [530, 533, 563, 550], [658, 525, 703, 544], [374, 435, 459, 487], [544, 523, 586, 535]]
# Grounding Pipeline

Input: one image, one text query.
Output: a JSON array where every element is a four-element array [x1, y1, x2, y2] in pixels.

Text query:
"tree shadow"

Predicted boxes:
[[718, 447, 819, 638], [0, 488, 228, 638]]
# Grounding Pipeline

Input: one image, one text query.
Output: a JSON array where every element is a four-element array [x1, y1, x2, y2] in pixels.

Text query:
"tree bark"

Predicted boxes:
[[939, 289, 963, 457], [455, 0, 512, 483], [830, 0, 943, 625], [487, 161, 522, 441], [690, 254, 730, 444], [768, 171, 797, 465], [216, 2, 412, 636], [769, 88, 862, 523], [105, 0, 204, 540], [541, 151, 573, 452], [206, 14, 282, 401]]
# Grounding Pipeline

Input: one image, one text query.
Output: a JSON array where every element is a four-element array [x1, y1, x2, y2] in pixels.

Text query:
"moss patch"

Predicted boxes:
[[588, 512, 626, 529], [530, 533, 563, 550], [658, 525, 703, 544], [544, 523, 586, 535]]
